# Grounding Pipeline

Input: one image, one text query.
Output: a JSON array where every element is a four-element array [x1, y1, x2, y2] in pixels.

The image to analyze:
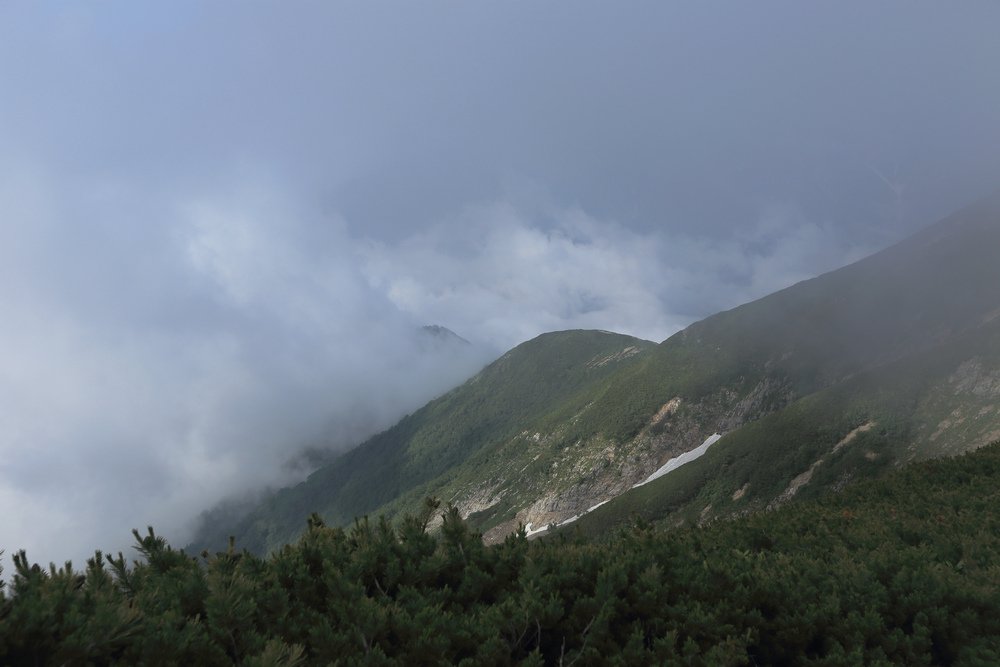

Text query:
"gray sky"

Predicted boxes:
[[2, 2, 999, 566]]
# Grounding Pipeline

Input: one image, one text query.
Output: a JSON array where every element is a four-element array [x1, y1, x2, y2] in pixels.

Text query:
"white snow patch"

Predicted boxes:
[[586, 498, 612, 513], [522, 434, 723, 537], [524, 522, 550, 537], [633, 433, 722, 489]]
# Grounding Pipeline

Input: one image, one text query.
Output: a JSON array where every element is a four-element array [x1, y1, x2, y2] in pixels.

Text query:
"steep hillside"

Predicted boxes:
[[473, 195, 1000, 539], [564, 314, 1000, 538], [198, 195, 1000, 552], [189, 330, 656, 553]]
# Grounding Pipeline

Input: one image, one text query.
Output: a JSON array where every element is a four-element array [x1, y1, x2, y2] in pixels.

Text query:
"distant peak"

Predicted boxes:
[[420, 325, 471, 345]]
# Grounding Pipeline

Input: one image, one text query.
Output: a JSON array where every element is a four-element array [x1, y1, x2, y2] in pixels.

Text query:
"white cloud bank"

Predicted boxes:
[[362, 201, 873, 348], [0, 169, 493, 568]]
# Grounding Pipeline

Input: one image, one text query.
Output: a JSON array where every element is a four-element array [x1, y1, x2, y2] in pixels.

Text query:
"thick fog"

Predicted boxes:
[[2, 2, 999, 567]]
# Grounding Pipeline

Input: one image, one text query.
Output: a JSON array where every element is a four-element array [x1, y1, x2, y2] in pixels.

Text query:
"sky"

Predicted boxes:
[[1, 2, 999, 567]]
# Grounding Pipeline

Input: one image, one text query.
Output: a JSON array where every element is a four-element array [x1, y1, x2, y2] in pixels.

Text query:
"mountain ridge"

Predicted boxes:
[[191, 194, 1000, 553], [188, 329, 656, 553]]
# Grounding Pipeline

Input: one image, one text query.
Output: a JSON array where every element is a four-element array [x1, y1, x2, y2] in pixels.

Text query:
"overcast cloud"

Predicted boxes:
[[1, 2, 999, 567]]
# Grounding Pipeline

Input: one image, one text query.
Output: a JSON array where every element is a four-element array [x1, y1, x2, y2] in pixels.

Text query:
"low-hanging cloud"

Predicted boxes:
[[0, 162, 876, 569], [0, 167, 495, 567], [362, 201, 874, 348]]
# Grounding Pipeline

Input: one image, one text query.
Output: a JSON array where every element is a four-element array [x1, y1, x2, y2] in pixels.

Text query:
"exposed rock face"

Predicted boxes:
[[479, 375, 795, 542], [720, 376, 793, 431], [587, 346, 643, 368], [648, 397, 682, 426], [455, 484, 504, 516], [634, 375, 794, 477], [910, 356, 1000, 460], [951, 358, 1000, 398], [834, 421, 875, 452]]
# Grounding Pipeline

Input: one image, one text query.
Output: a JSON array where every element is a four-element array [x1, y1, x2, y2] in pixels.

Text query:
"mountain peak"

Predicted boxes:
[[420, 325, 471, 345]]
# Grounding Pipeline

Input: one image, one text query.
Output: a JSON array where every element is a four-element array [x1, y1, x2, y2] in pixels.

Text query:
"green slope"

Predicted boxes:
[[565, 315, 1000, 538], [196, 195, 1000, 552], [573, 194, 1000, 446], [471, 196, 1000, 539], [188, 330, 656, 554]]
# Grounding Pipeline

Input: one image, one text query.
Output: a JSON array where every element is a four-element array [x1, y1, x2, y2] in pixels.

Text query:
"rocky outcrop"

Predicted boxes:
[[951, 358, 1000, 398], [479, 375, 795, 542]]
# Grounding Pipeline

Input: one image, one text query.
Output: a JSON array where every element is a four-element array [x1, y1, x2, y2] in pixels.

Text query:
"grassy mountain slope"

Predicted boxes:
[[198, 195, 1000, 552], [189, 330, 655, 553], [565, 314, 1000, 538], [580, 194, 1000, 444], [457, 196, 1000, 539]]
